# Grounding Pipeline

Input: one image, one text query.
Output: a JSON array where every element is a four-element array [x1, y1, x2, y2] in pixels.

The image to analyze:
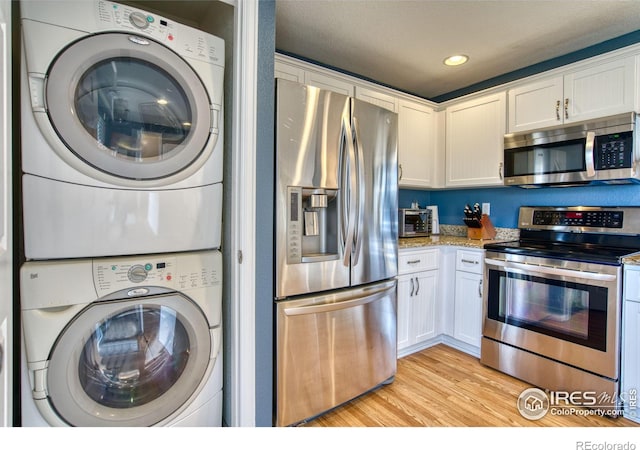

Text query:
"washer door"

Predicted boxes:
[[45, 32, 214, 181], [46, 293, 212, 427]]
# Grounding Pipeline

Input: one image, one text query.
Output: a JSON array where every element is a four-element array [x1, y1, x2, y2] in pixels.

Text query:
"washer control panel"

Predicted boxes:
[[93, 252, 221, 296], [96, 0, 224, 65]]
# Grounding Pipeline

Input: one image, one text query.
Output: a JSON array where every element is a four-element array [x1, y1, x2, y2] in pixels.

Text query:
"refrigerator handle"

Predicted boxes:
[[341, 114, 357, 267], [351, 116, 366, 266]]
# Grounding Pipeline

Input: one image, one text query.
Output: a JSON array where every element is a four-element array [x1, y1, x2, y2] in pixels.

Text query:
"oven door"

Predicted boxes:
[[483, 253, 621, 379]]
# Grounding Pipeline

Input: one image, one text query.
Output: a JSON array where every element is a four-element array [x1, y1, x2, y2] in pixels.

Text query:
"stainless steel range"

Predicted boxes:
[[482, 206, 640, 412]]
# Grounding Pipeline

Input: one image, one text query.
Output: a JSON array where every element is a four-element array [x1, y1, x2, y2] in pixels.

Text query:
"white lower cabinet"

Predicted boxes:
[[622, 265, 640, 423], [397, 248, 439, 355], [453, 249, 484, 349]]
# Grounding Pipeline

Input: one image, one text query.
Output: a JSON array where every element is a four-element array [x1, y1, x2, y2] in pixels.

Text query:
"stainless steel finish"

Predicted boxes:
[[504, 112, 640, 186], [585, 131, 596, 177], [275, 79, 397, 298], [517, 206, 640, 235], [483, 251, 621, 379], [275, 79, 398, 426], [275, 280, 397, 427], [398, 208, 432, 237], [481, 338, 619, 411]]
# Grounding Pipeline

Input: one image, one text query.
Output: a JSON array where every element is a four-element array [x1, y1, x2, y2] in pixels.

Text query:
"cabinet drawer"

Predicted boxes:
[[398, 249, 438, 274], [455, 249, 484, 274]]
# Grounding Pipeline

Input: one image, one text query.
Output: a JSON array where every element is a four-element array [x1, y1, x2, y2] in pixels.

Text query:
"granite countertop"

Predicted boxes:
[[623, 253, 640, 265], [399, 224, 519, 250]]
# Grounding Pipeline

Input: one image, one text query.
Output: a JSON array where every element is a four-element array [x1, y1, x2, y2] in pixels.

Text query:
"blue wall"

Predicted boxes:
[[401, 184, 640, 229]]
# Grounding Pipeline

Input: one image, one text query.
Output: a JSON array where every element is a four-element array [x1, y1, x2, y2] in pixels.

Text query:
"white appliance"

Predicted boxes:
[[20, 250, 222, 427], [427, 205, 440, 234], [20, 0, 225, 259]]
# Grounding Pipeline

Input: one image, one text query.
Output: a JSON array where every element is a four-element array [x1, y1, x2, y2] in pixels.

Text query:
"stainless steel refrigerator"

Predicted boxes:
[[274, 79, 398, 426]]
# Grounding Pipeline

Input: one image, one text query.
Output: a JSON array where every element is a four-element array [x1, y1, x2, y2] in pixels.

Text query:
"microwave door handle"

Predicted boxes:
[[485, 258, 616, 282], [585, 131, 596, 178]]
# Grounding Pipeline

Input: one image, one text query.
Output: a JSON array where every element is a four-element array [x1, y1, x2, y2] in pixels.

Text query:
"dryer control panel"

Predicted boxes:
[[96, 0, 224, 65], [93, 251, 221, 296]]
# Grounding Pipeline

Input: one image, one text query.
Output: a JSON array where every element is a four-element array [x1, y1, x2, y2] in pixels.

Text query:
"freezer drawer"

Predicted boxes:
[[275, 279, 397, 426]]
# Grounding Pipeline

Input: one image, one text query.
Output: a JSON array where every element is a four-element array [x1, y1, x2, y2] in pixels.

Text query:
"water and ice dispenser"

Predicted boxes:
[[286, 186, 339, 264]]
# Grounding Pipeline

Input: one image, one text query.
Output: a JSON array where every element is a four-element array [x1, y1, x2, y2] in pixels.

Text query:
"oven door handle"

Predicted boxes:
[[484, 258, 617, 282]]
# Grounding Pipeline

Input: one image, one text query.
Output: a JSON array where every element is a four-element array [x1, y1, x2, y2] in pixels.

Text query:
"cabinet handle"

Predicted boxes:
[[564, 98, 569, 120], [410, 277, 414, 297], [415, 277, 420, 295], [407, 259, 421, 265], [461, 259, 479, 265], [478, 279, 483, 298], [555, 100, 561, 121], [399, 164, 403, 180], [498, 162, 503, 181]]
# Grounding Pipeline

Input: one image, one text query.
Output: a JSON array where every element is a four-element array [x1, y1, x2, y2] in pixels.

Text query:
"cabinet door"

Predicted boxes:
[[412, 271, 438, 344], [274, 60, 305, 83], [445, 92, 506, 187], [622, 299, 640, 423], [453, 271, 483, 348], [397, 274, 413, 351], [507, 76, 563, 133], [355, 86, 397, 112], [398, 99, 437, 189], [397, 270, 437, 352], [564, 56, 636, 124], [304, 70, 354, 96]]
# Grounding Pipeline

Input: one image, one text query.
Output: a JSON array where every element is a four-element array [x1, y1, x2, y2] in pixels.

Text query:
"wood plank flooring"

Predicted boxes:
[[303, 344, 638, 427]]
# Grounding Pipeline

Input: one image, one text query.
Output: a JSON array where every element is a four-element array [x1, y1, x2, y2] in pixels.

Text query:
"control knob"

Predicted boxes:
[[129, 11, 150, 29], [128, 264, 148, 283]]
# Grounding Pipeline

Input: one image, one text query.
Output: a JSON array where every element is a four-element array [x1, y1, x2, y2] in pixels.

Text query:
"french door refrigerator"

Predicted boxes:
[[274, 79, 398, 426]]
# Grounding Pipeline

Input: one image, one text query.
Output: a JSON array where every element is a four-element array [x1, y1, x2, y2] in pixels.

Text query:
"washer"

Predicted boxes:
[[20, 0, 225, 259], [20, 250, 222, 427]]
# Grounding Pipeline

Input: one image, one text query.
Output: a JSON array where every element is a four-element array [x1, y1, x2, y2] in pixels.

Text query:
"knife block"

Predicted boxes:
[[467, 214, 497, 240]]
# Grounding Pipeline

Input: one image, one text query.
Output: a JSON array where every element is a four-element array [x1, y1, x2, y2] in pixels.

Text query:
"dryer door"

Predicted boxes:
[[44, 32, 216, 181], [45, 293, 212, 427]]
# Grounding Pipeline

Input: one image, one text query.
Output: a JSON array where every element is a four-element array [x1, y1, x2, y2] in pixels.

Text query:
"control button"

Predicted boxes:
[[144, 263, 152, 271], [129, 11, 150, 29], [166, 274, 172, 281], [128, 264, 148, 283]]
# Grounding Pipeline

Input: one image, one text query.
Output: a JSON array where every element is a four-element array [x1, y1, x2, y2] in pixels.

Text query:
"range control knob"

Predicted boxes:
[[129, 11, 150, 29], [128, 264, 148, 283]]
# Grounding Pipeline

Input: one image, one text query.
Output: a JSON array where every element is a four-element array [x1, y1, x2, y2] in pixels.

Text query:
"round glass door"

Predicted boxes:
[[46, 293, 211, 426], [45, 33, 214, 181]]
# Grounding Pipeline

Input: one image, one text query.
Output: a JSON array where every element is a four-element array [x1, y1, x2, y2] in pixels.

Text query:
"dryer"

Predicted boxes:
[[20, 0, 225, 259], [20, 250, 222, 427]]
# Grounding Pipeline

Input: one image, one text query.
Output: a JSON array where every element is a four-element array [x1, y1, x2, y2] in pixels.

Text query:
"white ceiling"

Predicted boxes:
[[275, 0, 640, 100]]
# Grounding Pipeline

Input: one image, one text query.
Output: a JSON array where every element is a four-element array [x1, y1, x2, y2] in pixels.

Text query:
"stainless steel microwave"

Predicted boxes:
[[503, 112, 640, 187], [398, 208, 431, 237]]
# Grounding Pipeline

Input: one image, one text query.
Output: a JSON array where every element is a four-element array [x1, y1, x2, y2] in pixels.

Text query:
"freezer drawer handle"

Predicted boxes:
[[282, 284, 395, 316]]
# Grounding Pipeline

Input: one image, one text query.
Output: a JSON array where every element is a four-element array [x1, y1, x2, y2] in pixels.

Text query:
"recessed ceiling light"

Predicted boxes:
[[444, 55, 469, 66]]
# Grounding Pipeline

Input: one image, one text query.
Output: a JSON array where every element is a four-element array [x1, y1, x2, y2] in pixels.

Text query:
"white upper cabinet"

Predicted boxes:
[[355, 86, 398, 112], [508, 56, 637, 133], [304, 70, 354, 96], [398, 100, 441, 189], [274, 59, 305, 83], [445, 92, 506, 187]]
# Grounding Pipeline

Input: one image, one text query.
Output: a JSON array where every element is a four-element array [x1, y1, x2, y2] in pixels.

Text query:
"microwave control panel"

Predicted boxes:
[[595, 131, 633, 170]]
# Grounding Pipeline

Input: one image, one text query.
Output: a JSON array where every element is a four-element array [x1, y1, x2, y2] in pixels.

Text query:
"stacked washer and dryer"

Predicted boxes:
[[19, 0, 225, 426]]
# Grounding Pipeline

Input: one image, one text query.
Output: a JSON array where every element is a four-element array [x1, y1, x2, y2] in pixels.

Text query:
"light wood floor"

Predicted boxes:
[[303, 344, 639, 427]]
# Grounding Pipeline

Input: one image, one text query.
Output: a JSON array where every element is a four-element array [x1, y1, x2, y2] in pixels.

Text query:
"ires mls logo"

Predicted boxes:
[[517, 387, 624, 420]]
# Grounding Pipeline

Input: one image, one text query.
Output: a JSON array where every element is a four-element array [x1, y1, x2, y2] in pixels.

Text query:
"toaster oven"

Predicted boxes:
[[398, 208, 432, 237]]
